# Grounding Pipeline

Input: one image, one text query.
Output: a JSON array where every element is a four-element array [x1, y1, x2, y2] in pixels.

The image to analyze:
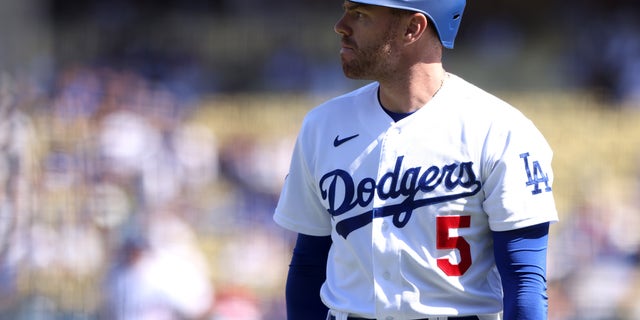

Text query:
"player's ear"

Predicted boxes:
[[404, 12, 428, 44]]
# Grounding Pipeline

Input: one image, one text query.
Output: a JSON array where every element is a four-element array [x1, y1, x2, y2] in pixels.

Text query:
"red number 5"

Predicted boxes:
[[436, 215, 472, 276]]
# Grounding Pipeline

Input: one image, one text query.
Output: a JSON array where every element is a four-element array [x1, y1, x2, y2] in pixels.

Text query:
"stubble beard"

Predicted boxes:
[[340, 27, 399, 80]]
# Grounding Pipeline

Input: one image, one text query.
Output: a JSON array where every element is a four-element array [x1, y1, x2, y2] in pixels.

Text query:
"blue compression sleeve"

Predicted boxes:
[[286, 233, 332, 320], [493, 222, 550, 320]]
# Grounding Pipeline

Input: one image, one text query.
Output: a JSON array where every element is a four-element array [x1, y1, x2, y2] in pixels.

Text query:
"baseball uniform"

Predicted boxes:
[[274, 73, 558, 319]]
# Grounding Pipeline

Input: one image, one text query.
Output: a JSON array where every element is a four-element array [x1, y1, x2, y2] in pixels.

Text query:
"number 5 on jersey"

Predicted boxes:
[[436, 215, 471, 276]]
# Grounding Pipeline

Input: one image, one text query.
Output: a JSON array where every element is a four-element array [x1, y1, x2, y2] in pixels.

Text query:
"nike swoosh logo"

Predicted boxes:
[[333, 134, 359, 147]]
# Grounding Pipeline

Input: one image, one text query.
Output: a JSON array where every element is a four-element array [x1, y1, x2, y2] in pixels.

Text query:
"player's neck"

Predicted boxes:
[[377, 64, 446, 114]]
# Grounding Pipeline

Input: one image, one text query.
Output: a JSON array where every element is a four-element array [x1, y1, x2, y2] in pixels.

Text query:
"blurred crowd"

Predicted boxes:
[[547, 183, 640, 319], [39, 0, 640, 104], [0, 67, 291, 319], [557, 0, 640, 105]]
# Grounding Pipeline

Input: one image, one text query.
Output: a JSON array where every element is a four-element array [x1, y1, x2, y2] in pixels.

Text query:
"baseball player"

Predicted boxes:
[[274, 1, 558, 319]]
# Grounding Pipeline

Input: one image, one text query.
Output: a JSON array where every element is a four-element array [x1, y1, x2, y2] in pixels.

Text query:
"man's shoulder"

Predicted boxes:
[[446, 73, 523, 115], [446, 73, 503, 102], [321, 82, 378, 106], [305, 82, 379, 118]]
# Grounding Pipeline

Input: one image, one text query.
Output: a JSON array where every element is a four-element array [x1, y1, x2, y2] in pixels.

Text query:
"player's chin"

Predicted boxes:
[[339, 57, 361, 78], [341, 64, 365, 79]]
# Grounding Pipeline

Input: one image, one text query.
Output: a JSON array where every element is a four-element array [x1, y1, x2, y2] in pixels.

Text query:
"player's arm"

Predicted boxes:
[[492, 222, 550, 320], [286, 233, 332, 320]]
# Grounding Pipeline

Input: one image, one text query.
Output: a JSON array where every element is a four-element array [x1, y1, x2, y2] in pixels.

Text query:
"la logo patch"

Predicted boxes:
[[520, 152, 552, 195]]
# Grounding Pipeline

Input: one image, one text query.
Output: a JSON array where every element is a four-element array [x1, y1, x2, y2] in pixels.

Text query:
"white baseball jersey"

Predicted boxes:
[[274, 73, 558, 319]]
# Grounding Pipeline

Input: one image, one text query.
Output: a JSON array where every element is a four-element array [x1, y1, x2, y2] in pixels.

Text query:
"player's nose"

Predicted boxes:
[[334, 14, 350, 36]]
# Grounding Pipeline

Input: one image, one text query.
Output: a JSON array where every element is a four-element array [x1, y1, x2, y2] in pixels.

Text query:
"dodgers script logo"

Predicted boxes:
[[319, 156, 481, 238]]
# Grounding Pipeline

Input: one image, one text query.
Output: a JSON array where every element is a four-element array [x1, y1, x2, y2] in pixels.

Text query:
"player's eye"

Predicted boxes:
[[347, 10, 364, 19], [342, 3, 366, 19]]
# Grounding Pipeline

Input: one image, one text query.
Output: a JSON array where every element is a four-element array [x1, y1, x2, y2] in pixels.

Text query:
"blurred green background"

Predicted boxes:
[[0, 0, 639, 319]]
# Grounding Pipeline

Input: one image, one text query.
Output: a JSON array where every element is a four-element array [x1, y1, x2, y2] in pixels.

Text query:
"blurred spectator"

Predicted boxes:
[[212, 286, 262, 320], [0, 71, 40, 317], [548, 181, 640, 319], [562, 2, 640, 106], [261, 39, 312, 92], [102, 211, 214, 320]]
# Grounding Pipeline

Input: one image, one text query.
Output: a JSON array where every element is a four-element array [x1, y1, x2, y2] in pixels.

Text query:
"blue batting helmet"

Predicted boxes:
[[348, 0, 466, 49]]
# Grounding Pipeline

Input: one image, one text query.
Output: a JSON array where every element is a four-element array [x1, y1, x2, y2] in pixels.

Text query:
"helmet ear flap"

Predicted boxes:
[[426, 0, 466, 49]]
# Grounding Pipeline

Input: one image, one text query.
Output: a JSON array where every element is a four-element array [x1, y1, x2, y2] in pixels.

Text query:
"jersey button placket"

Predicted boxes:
[[373, 124, 404, 319]]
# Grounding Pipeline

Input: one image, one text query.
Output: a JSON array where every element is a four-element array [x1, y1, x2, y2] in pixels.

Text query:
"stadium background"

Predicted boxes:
[[0, 0, 639, 319]]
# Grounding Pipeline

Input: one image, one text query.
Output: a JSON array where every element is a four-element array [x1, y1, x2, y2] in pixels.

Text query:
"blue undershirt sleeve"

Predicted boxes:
[[286, 233, 332, 320], [493, 222, 551, 320]]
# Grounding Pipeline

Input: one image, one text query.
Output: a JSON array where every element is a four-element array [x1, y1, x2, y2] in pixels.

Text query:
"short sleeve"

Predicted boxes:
[[482, 114, 559, 232], [273, 125, 333, 236]]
